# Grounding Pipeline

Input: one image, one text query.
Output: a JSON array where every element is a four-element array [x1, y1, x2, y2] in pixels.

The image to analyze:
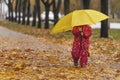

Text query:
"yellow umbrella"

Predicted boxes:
[[51, 9, 109, 34]]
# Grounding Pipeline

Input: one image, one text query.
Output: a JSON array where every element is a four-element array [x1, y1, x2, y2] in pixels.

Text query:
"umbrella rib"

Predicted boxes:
[[84, 11, 96, 24]]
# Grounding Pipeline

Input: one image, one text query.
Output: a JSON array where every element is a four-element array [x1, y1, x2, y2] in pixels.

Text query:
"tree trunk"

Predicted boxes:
[[10, 0, 13, 21], [26, 0, 30, 25], [53, 0, 56, 24], [82, 0, 91, 9], [22, 0, 27, 25], [15, 0, 19, 22], [53, 0, 61, 25], [100, 0, 110, 38], [64, 0, 70, 15], [41, 0, 54, 29], [36, 0, 41, 28], [18, 0, 22, 24], [32, 5, 37, 26], [45, 6, 49, 29], [8, 4, 11, 20]]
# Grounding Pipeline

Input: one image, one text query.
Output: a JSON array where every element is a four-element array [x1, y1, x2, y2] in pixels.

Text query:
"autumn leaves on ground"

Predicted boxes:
[[0, 21, 120, 80]]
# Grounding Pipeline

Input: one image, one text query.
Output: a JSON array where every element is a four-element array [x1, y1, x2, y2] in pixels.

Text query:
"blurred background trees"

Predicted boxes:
[[0, 0, 120, 37]]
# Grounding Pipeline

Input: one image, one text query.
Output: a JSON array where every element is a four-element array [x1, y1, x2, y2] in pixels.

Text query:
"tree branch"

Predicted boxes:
[[4, 0, 8, 5], [56, 0, 61, 13], [49, 0, 54, 6], [41, 0, 46, 5]]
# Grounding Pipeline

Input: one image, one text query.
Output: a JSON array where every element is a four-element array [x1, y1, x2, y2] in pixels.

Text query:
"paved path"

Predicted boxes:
[[0, 26, 70, 54]]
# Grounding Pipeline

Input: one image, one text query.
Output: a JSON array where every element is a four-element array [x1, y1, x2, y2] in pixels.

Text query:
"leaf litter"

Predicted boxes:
[[0, 27, 120, 80]]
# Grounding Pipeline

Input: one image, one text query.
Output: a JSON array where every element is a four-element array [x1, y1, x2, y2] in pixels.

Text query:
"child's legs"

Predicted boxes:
[[80, 51, 88, 67], [71, 52, 79, 63]]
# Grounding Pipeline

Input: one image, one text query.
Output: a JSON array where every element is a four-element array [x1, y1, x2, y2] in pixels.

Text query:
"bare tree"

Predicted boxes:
[[100, 0, 110, 38], [18, 0, 22, 23], [111, 0, 120, 19], [4, 0, 14, 21], [36, 0, 41, 28], [32, 4, 37, 26], [53, 0, 61, 25], [64, 0, 70, 15], [41, 0, 54, 29], [22, 0, 27, 25], [26, 0, 30, 25], [15, 0, 19, 22], [82, 0, 91, 9]]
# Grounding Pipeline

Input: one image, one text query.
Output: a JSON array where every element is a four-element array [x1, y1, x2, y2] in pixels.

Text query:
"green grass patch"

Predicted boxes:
[[109, 29, 120, 40], [0, 20, 120, 40]]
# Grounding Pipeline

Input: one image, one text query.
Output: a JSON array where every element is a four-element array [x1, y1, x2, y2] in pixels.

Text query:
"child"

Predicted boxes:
[[71, 25, 92, 67]]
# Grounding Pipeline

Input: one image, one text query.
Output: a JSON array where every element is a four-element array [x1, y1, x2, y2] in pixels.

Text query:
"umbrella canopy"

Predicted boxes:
[[51, 9, 109, 34]]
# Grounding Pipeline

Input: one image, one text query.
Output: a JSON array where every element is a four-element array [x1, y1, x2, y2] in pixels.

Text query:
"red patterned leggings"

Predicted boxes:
[[71, 50, 88, 67]]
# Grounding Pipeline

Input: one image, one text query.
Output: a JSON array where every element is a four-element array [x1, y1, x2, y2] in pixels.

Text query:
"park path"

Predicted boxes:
[[0, 26, 119, 80], [0, 26, 70, 53]]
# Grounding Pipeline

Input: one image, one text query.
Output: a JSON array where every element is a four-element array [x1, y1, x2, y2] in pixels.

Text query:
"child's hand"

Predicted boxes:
[[81, 32, 83, 36], [79, 27, 82, 31]]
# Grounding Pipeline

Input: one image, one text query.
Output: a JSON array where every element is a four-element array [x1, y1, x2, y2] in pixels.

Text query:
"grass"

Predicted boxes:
[[0, 20, 120, 40], [110, 18, 120, 23]]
